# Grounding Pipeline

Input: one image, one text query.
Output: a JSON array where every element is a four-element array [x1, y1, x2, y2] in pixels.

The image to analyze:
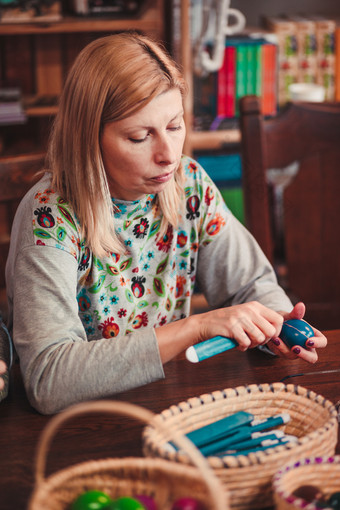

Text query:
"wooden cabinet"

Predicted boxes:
[[0, 0, 165, 157]]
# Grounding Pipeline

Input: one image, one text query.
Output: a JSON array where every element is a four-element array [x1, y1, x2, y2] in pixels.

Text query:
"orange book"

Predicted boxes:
[[261, 43, 277, 116]]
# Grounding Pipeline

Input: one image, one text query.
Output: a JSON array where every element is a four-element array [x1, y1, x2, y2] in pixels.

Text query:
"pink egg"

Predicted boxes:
[[171, 498, 205, 510], [134, 495, 157, 510]]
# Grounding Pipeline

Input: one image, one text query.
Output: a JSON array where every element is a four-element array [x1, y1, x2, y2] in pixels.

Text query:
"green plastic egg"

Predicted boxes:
[[103, 497, 146, 509], [71, 490, 113, 510]]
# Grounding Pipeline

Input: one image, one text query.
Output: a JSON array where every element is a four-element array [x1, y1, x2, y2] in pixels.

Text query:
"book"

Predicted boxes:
[[261, 42, 278, 116], [225, 45, 236, 118], [264, 16, 299, 106], [287, 16, 318, 84], [217, 44, 228, 118], [312, 16, 336, 101], [336, 26, 340, 102], [0, 88, 26, 126], [235, 43, 247, 116]]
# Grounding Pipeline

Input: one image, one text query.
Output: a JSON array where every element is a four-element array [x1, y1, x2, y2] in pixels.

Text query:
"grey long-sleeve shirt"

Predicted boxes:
[[5, 156, 292, 414]]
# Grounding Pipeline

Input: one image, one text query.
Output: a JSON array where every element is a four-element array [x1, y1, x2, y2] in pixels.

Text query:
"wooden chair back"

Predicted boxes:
[[0, 153, 45, 318], [240, 95, 340, 330]]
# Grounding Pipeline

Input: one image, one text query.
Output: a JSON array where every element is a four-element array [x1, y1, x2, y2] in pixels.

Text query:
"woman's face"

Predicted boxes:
[[101, 88, 186, 201]]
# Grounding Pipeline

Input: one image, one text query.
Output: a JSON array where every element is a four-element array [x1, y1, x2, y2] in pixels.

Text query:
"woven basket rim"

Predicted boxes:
[[29, 400, 229, 510], [143, 382, 338, 468], [272, 454, 340, 510]]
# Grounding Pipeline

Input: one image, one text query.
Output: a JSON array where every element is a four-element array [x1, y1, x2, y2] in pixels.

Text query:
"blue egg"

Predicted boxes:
[[280, 319, 314, 348]]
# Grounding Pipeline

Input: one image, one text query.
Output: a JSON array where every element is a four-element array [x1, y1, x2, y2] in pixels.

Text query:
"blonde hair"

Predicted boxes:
[[47, 32, 188, 257]]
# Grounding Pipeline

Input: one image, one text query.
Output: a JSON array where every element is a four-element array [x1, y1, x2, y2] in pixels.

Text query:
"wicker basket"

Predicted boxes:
[[273, 455, 340, 510], [29, 400, 229, 510], [143, 383, 338, 510]]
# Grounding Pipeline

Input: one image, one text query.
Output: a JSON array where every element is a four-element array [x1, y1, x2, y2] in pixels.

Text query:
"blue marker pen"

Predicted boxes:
[[220, 430, 284, 452], [200, 413, 290, 456], [220, 436, 293, 457]]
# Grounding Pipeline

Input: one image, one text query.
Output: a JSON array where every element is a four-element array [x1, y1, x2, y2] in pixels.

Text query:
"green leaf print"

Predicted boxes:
[[94, 256, 104, 271], [58, 205, 77, 231], [156, 255, 169, 275], [153, 277, 165, 297], [34, 229, 52, 239], [120, 258, 132, 272], [106, 264, 120, 276], [125, 288, 134, 303], [148, 219, 161, 239], [137, 300, 148, 309], [184, 186, 193, 198], [190, 227, 196, 243], [88, 274, 106, 293], [57, 227, 66, 241]]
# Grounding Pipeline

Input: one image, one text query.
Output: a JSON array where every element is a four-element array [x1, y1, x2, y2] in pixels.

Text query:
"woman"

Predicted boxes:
[[0, 314, 12, 401], [5, 33, 326, 414]]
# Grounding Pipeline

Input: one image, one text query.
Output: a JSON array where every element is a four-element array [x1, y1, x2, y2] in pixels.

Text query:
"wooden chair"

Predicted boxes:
[[0, 153, 45, 320], [239, 95, 340, 330]]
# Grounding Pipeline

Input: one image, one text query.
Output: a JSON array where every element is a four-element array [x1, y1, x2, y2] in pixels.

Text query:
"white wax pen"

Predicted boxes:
[[185, 335, 237, 363]]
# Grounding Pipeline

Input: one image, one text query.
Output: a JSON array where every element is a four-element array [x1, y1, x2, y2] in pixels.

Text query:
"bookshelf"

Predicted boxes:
[[0, 0, 165, 157], [178, 0, 340, 156]]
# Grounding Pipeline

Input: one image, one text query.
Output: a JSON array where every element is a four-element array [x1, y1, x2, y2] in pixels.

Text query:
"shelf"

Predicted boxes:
[[190, 129, 241, 151], [0, 14, 160, 35]]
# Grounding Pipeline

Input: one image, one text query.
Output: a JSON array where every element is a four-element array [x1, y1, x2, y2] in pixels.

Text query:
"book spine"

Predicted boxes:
[[225, 45, 236, 118], [262, 43, 277, 116], [235, 44, 247, 116], [217, 47, 228, 117], [246, 44, 256, 95], [336, 27, 340, 102], [265, 17, 299, 106], [293, 18, 318, 84], [253, 43, 263, 98], [315, 19, 336, 101]]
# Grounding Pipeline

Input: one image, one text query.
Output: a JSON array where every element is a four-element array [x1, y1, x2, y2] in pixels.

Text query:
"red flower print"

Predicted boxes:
[[188, 162, 198, 174], [156, 226, 173, 253], [132, 312, 148, 329], [206, 213, 226, 236], [175, 275, 186, 298], [133, 218, 149, 239], [98, 317, 120, 338], [204, 186, 214, 205]]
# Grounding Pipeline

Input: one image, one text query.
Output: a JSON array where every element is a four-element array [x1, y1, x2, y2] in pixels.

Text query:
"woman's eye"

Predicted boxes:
[[168, 125, 182, 132], [129, 136, 147, 144]]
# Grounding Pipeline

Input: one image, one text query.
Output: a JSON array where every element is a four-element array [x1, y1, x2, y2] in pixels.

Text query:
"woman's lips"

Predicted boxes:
[[151, 171, 173, 183]]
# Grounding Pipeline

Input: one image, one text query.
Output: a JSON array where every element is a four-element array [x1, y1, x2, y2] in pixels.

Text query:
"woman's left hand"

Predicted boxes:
[[268, 302, 327, 363]]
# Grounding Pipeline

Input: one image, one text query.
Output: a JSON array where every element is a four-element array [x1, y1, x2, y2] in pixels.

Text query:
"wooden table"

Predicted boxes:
[[1, 330, 340, 510]]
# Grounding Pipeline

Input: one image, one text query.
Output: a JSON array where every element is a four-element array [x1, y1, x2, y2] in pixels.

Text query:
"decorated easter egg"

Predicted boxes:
[[280, 319, 314, 348], [71, 490, 112, 510], [171, 498, 205, 510], [134, 495, 157, 510], [103, 497, 146, 510]]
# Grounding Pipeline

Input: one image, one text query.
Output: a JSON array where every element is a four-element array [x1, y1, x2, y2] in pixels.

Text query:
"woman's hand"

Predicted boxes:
[[268, 301, 327, 363], [195, 301, 284, 352], [0, 360, 7, 392]]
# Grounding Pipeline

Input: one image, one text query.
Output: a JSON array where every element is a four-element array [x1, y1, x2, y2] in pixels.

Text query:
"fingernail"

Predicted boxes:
[[306, 340, 314, 347], [293, 347, 301, 354], [272, 338, 281, 346]]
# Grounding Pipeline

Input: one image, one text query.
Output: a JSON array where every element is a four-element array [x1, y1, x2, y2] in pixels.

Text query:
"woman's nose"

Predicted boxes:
[[155, 135, 177, 165]]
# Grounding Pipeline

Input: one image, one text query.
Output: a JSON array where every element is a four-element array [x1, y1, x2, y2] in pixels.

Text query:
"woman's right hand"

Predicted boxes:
[[193, 301, 284, 351]]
